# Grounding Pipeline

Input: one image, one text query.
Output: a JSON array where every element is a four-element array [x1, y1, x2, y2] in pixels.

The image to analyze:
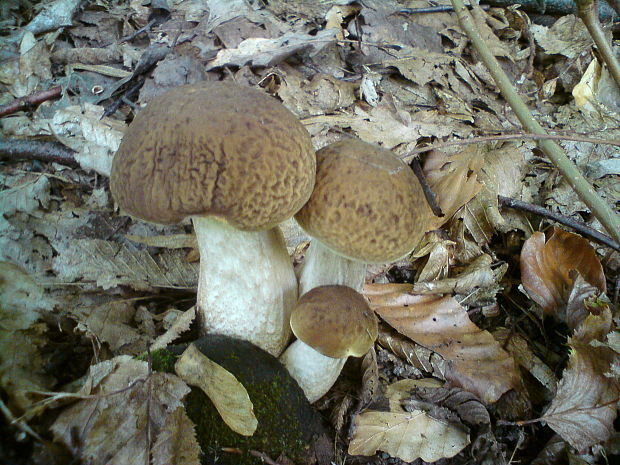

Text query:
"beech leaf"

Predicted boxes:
[[366, 284, 519, 403], [174, 343, 257, 436], [349, 409, 469, 462], [520, 228, 605, 327]]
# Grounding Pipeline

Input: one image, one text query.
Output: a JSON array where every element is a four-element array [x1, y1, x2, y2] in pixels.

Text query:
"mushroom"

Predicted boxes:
[[110, 81, 316, 356], [295, 138, 433, 295], [279, 285, 378, 402]]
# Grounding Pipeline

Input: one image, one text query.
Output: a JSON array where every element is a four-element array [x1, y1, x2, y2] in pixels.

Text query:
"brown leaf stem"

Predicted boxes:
[[450, 0, 620, 246]]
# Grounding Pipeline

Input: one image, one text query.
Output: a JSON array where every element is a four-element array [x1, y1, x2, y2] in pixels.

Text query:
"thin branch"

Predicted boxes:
[[0, 86, 62, 117], [411, 157, 444, 217], [401, 131, 620, 162], [0, 137, 79, 168], [450, 0, 620, 246], [498, 195, 620, 252], [576, 0, 620, 90]]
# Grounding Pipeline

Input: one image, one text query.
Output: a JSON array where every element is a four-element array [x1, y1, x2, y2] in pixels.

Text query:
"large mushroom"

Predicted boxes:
[[280, 285, 378, 402], [110, 81, 316, 356], [295, 138, 433, 295]]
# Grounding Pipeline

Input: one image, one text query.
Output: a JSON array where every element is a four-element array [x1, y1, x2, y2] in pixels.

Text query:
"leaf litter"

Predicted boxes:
[[1, 0, 620, 464]]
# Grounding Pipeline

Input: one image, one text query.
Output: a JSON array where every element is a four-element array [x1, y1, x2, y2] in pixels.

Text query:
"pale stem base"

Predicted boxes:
[[193, 216, 298, 356], [280, 339, 347, 403], [298, 240, 366, 295]]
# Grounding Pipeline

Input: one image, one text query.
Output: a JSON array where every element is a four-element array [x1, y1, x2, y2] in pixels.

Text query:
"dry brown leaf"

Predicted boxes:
[[174, 343, 257, 436], [348, 409, 469, 462], [541, 310, 619, 450], [151, 407, 201, 465], [0, 262, 55, 411], [423, 145, 483, 230], [366, 285, 519, 403], [413, 254, 505, 296], [359, 347, 379, 408], [52, 356, 194, 465], [151, 306, 196, 351], [377, 327, 447, 377], [520, 228, 606, 327]]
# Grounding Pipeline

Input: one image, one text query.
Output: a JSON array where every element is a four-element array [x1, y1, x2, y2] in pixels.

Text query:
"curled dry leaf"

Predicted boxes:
[[365, 284, 519, 403], [151, 306, 196, 351], [520, 228, 606, 327], [51, 356, 195, 465], [423, 146, 484, 229], [359, 347, 379, 409], [174, 343, 258, 436]]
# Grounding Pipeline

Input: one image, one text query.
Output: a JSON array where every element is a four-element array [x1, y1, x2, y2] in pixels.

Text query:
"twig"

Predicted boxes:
[[498, 195, 620, 252], [450, 0, 620, 246], [0, 137, 79, 168], [411, 157, 443, 217], [576, 0, 620, 90], [0, 86, 62, 117], [120, 18, 157, 43], [249, 450, 284, 465], [401, 132, 620, 162]]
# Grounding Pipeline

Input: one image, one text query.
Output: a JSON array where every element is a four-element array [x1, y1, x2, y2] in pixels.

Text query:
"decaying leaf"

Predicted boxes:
[[151, 306, 196, 351], [349, 409, 469, 462], [52, 356, 196, 465], [0, 262, 55, 411], [174, 343, 257, 436], [520, 228, 606, 327], [541, 312, 619, 450], [151, 407, 201, 465], [366, 284, 519, 403], [423, 146, 483, 228]]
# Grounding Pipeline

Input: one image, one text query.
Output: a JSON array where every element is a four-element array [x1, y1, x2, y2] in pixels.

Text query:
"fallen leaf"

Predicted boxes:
[[151, 306, 196, 351], [151, 407, 201, 465], [206, 28, 338, 69], [366, 285, 519, 403], [52, 356, 195, 465], [520, 228, 606, 327], [174, 343, 258, 436], [541, 319, 619, 449], [423, 146, 483, 229], [349, 409, 469, 462]]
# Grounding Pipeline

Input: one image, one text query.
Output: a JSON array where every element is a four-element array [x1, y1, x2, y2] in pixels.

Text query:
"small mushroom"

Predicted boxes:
[[110, 81, 316, 356], [280, 285, 378, 402], [295, 138, 434, 295]]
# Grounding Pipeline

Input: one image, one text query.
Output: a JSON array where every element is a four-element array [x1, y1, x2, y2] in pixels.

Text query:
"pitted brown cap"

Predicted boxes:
[[110, 81, 316, 230], [295, 138, 432, 262], [291, 285, 378, 358]]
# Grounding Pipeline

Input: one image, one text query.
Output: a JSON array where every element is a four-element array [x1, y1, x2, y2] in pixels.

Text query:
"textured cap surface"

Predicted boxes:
[[110, 81, 316, 229], [290, 285, 378, 358], [295, 138, 431, 262]]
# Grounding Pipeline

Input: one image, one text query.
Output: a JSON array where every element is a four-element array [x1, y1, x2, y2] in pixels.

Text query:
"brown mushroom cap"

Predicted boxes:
[[295, 139, 431, 262], [110, 81, 316, 229], [290, 285, 378, 358]]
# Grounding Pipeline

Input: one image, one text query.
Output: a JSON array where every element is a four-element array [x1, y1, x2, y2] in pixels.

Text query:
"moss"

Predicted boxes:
[[151, 335, 331, 465]]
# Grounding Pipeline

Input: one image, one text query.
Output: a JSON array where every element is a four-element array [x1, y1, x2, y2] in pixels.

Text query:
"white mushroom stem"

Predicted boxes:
[[193, 216, 298, 356], [279, 339, 347, 403], [298, 240, 366, 295]]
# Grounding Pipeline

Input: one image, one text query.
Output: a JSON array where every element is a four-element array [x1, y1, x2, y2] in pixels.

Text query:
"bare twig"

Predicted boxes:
[[249, 450, 284, 465], [450, 0, 620, 246], [401, 132, 620, 162], [411, 157, 443, 217], [0, 86, 62, 117], [0, 137, 79, 168], [498, 196, 620, 252], [576, 0, 620, 90]]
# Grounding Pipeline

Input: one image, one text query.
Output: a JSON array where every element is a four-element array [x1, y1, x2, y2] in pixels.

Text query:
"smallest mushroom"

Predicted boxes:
[[279, 285, 378, 403]]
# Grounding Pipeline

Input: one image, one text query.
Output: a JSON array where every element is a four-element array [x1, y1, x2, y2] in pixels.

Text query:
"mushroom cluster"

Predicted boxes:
[[110, 81, 316, 356]]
